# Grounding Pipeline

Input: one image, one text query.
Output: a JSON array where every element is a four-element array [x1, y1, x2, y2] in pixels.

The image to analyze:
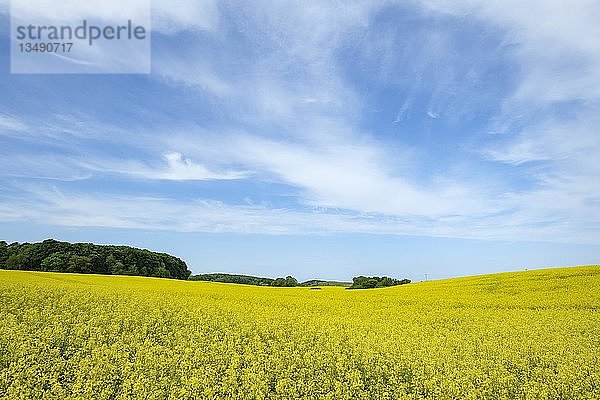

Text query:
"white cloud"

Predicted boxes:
[[483, 111, 600, 165], [5, 0, 218, 32], [160, 121, 505, 222], [151, 1, 370, 124], [160, 152, 247, 180], [90, 151, 248, 181], [420, 0, 600, 112], [1, 185, 598, 243], [0, 154, 91, 181], [10, 0, 149, 25], [152, 0, 219, 33], [222, 133, 489, 217], [0, 114, 28, 132], [0, 147, 247, 182]]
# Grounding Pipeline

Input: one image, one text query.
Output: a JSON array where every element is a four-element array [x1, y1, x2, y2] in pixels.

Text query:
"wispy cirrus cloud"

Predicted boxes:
[[203, 132, 490, 217], [0, 114, 28, 132], [83, 151, 249, 181], [1, 184, 598, 244], [1, 0, 599, 247], [418, 0, 600, 232]]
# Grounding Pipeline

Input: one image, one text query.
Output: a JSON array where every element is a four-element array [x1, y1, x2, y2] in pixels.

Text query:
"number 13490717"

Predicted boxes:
[[18, 42, 73, 53]]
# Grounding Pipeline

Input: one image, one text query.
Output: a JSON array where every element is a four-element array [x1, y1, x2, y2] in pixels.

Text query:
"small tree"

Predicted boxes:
[[285, 276, 298, 287], [272, 277, 286, 287]]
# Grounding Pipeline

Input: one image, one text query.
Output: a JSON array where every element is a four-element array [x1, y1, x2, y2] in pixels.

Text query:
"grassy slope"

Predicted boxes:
[[1, 265, 599, 399]]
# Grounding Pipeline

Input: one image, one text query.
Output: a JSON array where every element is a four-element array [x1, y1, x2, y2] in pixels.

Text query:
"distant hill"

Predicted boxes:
[[189, 273, 352, 287], [189, 273, 298, 287], [0, 239, 191, 280], [300, 279, 351, 287]]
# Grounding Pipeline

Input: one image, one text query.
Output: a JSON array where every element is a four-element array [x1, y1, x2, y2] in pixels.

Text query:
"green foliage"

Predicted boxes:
[[5, 253, 25, 270], [189, 273, 299, 287], [285, 276, 298, 286], [67, 255, 92, 274], [155, 263, 171, 278], [0, 239, 191, 280], [190, 274, 403, 289], [189, 273, 275, 286], [0, 241, 7, 265], [270, 276, 297, 287], [41, 253, 70, 272], [348, 276, 411, 289], [300, 280, 351, 287]]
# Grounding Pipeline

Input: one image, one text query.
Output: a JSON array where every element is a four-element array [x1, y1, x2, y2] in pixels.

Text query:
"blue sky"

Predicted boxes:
[[1, 1, 599, 281]]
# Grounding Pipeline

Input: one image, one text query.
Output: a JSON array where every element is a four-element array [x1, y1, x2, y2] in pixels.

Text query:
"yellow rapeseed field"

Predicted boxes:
[[1, 266, 599, 399]]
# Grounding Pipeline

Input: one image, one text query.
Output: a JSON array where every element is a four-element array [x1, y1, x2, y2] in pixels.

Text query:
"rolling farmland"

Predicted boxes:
[[1, 266, 599, 399]]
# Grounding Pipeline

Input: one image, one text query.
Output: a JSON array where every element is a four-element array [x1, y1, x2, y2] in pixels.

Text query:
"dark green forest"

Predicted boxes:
[[348, 276, 411, 289], [189, 273, 299, 287], [301, 279, 351, 287], [0, 239, 191, 280]]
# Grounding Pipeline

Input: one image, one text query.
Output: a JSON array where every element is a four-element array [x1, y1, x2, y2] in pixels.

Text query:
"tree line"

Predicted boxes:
[[189, 273, 299, 287], [0, 240, 411, 288], [347, 276, 411, 289], [0, 239, 191, 280], [192, 274, 411, 289]]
